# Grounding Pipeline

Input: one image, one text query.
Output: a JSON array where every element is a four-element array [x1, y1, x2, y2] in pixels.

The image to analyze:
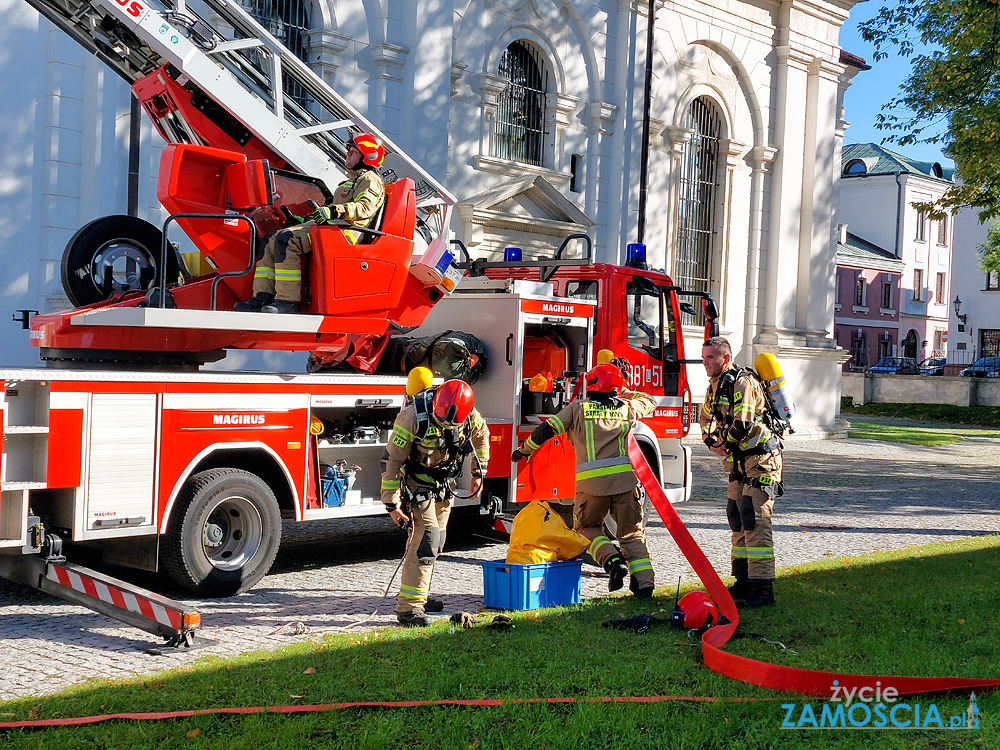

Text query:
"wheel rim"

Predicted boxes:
[[90, 239, 157, 296], [201, 494, 265, 571]]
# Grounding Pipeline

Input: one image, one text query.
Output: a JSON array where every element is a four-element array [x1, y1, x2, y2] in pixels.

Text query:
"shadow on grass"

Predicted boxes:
[[1, 538, 997, 749]]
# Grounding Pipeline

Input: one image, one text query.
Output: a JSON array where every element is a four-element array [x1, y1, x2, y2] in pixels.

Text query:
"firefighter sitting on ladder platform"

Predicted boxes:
[[512, 364, 657, 597], [381, 379, 490, 626], [235, 133, 387, 315]]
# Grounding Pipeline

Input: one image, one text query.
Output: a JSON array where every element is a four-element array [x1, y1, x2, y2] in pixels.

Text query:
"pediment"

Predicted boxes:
[[459, 175, 593, 229]]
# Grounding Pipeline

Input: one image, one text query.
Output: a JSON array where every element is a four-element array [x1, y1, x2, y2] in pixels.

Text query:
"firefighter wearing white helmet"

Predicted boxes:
[[235, 133, 387, 315], [512, 364, 657, 597], [699, 336, 784, 608], [381, 379, 489, 627]]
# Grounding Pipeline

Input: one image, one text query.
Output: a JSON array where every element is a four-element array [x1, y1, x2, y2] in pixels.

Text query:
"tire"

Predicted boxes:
[[61, 215, 176, 307], [162, 468, 281, 597]]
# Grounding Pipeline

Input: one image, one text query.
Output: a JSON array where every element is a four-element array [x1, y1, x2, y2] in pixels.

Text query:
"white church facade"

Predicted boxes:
[[0, 0, 864, 436]]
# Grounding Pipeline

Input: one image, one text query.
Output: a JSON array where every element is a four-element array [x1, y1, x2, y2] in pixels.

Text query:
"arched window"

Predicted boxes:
[[844, 159, 867, 175], [492, 41, 548, 166], [675, 97, 723, 323], [239, 0, 312, 105], [902, 329, 918, 360]]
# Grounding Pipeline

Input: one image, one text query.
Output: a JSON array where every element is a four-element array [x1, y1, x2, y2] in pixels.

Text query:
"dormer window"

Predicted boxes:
[[845, 159, 867, 175]]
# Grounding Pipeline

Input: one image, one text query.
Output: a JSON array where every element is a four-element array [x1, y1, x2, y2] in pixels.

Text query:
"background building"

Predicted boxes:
[[839, 143, 954, 364], [0, 0, 867, 436], [950, 207, 1000, 364], [834, 227, 903, 371]]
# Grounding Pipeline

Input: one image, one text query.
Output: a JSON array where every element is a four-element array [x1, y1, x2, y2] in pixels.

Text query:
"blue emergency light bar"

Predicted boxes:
[[504, 247, 523, 262]]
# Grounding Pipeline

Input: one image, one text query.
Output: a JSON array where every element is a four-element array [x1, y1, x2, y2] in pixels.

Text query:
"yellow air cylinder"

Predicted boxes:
[[754, 352, 796, 421], [406, 366, 434, 397], [597, 349, 615, 365]]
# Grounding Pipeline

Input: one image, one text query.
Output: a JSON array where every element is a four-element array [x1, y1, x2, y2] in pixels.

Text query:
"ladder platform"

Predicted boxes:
[[69, 306, 389, 335]]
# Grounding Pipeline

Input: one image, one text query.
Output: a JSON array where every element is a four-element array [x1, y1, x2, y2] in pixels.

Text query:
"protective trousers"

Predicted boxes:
[[726, 451, 782, 579], [252, 223, 314, 302], [397, 491, 452, 613], [574, 489, 654, 589]]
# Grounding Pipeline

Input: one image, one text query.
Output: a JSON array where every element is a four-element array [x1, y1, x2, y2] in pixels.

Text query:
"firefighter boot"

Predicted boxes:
[[396, 610, 429, 627], [604, 555, 629, 592], [425, 597, 445, 613], [234, 292, 274, 312], [727, 558, 751, 601], [261, 298, 301, 314], [739, 579, 775, 608], [629, 577, 654, 599]]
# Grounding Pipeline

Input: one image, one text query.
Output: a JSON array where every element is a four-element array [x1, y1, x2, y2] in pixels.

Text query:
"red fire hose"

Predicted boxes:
[[627, 433, 1000, 697]]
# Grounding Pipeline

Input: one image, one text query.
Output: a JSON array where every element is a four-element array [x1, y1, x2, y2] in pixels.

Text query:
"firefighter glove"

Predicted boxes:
[[602, 614, 664, 634], [311, 205, 342, 224], [511, 445, 530, 463], [450, 612, 476, 629], [485, 615, 514, 632]]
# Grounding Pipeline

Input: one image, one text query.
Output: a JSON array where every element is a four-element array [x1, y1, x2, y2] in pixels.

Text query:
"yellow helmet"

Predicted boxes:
[[406, 366, 434, 396], [597, 349, 615, 365]]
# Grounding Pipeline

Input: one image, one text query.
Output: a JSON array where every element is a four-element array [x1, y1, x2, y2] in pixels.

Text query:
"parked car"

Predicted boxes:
[[919, 356, 947, 376], [867, 357, 920, 375], [959, 357, 1000, 378]]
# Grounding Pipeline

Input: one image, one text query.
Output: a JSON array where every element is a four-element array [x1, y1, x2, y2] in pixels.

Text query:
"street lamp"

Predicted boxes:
[[953, 295, 968, 325]]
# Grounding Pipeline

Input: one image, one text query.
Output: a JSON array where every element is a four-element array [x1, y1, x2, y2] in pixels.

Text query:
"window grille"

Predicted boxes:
[[239, 0, 312, 107], [675, 97, 722, 326], [493, 41, 548, 166]]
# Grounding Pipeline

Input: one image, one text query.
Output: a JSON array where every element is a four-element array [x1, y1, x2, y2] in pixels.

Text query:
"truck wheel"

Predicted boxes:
[[162, 468, 281, 597], [61, 215, 176, 307]]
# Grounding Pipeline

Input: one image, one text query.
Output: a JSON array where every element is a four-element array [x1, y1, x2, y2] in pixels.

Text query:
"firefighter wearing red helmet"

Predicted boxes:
[[381, 379, 489, 627], [512, 362, 657, 597], [235, 133, 386, 314]]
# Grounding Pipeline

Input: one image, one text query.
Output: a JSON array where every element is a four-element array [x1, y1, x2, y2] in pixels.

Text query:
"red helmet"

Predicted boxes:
[[586, 363, 625, 395], [351, 133, 385, 168], [677, 591, 718, 629], [432, 380, 475, 426]]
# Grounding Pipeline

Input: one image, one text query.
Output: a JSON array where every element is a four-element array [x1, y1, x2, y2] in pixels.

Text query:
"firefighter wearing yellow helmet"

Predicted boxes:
[[235, 133, 387, 315]]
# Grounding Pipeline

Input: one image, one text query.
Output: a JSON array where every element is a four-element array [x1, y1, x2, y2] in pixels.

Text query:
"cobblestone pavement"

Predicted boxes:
[[2, 423, 999, 701]]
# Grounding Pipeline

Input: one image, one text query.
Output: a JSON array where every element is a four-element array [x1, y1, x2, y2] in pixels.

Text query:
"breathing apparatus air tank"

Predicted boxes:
[[753, 352, 795, 422]]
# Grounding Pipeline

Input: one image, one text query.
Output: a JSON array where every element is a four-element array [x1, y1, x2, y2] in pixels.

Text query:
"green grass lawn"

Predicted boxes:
[[847, 421, 964, 446], [2, 536, 998, 749], [842, 401, 1000, 429]]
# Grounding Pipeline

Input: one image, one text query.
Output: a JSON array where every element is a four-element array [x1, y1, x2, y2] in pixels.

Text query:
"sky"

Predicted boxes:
[[838, 1, 952, 167]]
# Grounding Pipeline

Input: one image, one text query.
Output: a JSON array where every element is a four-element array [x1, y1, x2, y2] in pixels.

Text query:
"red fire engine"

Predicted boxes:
[[2, 0, 716, 642]]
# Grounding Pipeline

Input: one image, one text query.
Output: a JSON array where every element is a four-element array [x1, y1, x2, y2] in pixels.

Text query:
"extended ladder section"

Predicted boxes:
[[25, 0, 463, 367], [27, 0, 452, 215]]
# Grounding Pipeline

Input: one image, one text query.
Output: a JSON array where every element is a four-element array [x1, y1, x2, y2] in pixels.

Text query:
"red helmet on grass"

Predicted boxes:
[[586, 363, 625, 395], [433, 380, 474, 426], [677, 591, 718, 629], [351, 133, 385, 168]]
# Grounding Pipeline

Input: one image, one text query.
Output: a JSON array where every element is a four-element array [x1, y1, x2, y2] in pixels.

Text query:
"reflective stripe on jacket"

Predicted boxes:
[[523, 389, 654, 495]]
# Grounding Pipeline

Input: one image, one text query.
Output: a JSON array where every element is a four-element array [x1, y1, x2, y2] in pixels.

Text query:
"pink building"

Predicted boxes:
[[834, 229, 903, 371]]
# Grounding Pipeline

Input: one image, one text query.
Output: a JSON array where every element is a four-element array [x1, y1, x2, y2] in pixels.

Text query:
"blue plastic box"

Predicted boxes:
[[481, 559, 583, 610]]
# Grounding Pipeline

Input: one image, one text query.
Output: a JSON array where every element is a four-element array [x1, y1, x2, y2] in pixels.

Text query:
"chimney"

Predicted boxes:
[[838, 223, 848, 244]]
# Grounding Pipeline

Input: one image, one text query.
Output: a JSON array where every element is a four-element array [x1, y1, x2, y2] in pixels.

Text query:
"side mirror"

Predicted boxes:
[[702, 297, 719, 320]]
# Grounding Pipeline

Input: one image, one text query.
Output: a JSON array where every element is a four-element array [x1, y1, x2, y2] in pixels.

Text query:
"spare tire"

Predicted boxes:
[[61, 215, 177, 307]]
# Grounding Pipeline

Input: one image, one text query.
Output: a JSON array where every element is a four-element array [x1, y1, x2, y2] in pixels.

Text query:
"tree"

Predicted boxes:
[[860, 0, 1000, 220], [978, 221, 1000, 275]]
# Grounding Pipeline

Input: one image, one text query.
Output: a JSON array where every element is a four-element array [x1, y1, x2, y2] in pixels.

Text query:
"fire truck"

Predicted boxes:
[[1, 0, 716, 639]]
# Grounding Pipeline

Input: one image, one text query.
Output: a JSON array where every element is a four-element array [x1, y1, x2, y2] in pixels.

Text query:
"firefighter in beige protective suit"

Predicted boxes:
[[512, 364, 657, 597], [235, 133, 386, 315], [699, 336, 783, 608], [381, 379, 490, 627]]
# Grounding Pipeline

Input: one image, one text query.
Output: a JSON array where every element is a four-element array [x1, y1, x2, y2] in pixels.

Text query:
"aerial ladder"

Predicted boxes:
[[24, 0, 461, 369]]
